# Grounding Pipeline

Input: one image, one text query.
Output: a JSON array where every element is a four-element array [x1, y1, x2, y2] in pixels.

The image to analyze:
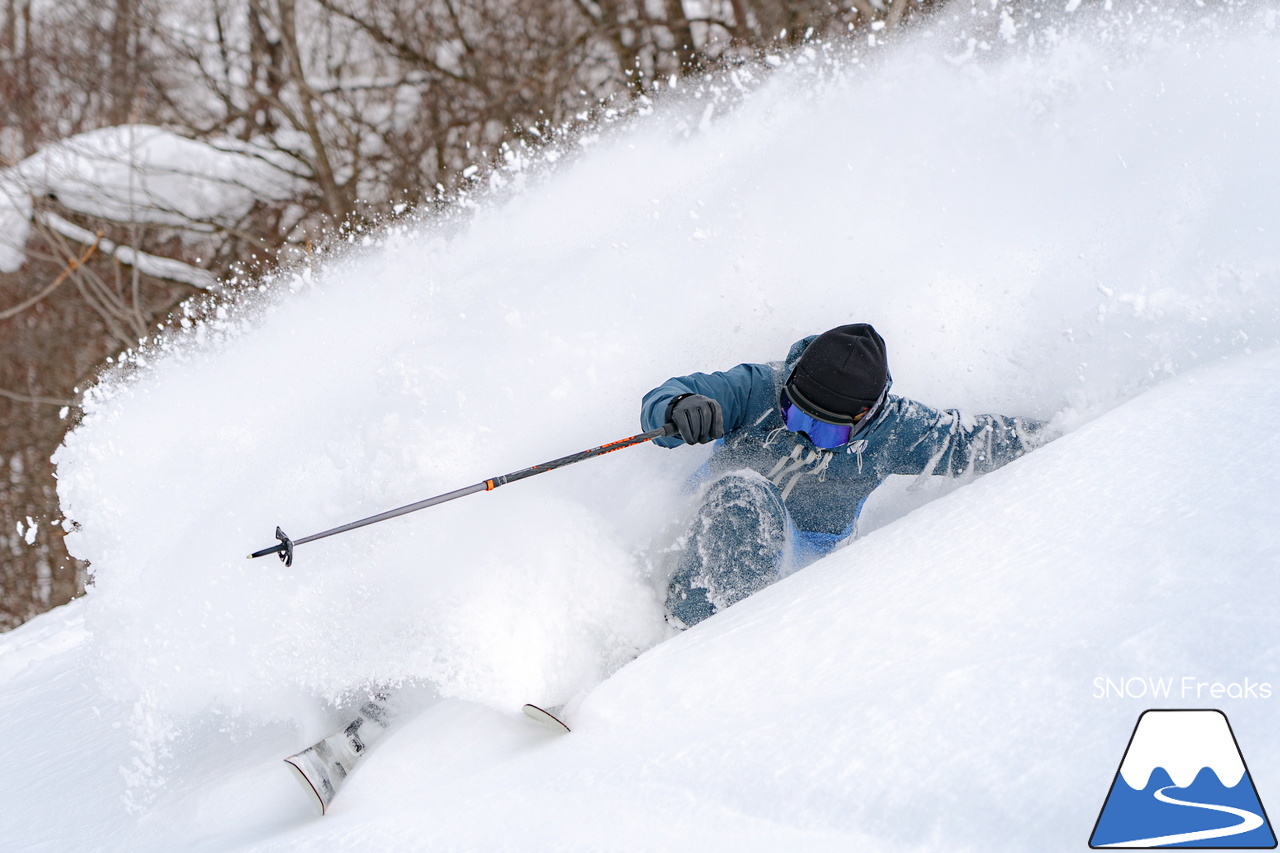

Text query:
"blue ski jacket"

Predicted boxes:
[[641, 335, 1047, 537]]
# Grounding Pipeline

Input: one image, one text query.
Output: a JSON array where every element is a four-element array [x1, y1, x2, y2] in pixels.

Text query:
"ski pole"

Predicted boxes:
[[249, 422, 678, 566]]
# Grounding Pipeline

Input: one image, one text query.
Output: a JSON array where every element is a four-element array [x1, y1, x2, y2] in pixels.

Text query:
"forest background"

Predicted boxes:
[[0, 0, 950, 630]]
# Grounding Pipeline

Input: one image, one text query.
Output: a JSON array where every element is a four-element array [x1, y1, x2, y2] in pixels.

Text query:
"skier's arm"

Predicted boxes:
[[871, 397, 1050, 477], [641, 362, 776, 448]]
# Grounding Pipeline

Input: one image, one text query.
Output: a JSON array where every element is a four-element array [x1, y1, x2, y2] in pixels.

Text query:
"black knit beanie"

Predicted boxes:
[[786, 323, 890, 422]]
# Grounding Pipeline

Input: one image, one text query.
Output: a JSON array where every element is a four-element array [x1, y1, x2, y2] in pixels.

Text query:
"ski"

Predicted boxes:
[[285, 696, 393, 815], [285, 698, 567, 814], [522, 703, 571, 734]]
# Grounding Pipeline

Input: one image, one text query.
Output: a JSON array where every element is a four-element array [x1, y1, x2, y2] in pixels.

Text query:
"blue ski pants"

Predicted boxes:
[[665, 471, 853, 627]]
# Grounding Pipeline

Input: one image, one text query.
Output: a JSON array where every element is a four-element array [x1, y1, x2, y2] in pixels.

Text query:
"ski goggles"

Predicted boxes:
[[780, 374, 891, 449]]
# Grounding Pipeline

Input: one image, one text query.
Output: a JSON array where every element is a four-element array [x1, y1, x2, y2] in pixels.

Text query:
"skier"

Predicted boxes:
[[643, 323, 1050, 627]]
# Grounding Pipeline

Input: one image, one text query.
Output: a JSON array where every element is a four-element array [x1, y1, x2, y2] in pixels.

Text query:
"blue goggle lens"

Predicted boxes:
[[781, 399, 853, 448]]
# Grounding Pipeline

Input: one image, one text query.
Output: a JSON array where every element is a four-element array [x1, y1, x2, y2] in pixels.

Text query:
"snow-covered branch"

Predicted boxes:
[[0, 125, 301, 274], [38, 212, 216, 290]]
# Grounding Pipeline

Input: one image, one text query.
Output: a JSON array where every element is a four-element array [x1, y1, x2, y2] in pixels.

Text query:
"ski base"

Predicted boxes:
[[522, 703, 571, 733]]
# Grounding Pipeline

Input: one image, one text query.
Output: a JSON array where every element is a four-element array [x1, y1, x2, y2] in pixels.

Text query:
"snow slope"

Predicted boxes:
[[5, 346, 1278, 852], [4, 3, 1280, 851]]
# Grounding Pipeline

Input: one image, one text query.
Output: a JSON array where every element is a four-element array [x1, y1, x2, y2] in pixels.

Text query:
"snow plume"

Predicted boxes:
[[52, 1, 1280, 794]]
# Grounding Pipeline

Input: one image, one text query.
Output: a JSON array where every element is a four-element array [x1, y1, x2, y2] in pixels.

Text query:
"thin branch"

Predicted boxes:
[[34, 223, 136, 347], [725, 0, 750, 40], [41, 223, 133, 320], [311, 0, 471, 85], [273, 0, 350, 220], [0, 385, 76, 407], [34, 212, 215, 290], [887, 0, 909, 30], [0, 233, 101, 321], [849, 0, 877, 20]]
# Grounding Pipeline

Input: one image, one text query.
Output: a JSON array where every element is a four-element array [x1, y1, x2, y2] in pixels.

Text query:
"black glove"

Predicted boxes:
[[665, 394, 725, 445]]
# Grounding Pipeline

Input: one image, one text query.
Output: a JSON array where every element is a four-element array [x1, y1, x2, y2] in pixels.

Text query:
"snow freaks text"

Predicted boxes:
[[1093, 677, 1274, 701]]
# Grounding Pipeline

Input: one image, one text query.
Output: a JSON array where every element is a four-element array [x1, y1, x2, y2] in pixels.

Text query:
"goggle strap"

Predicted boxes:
[[783, 372, 892, 428]]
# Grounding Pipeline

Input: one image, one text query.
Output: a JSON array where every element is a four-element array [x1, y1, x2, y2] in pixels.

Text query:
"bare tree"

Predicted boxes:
[[1, 0, 951, 631], [0, 216, 209, 629]]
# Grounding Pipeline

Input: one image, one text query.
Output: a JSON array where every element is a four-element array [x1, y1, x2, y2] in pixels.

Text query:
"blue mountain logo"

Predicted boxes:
[[1090, 709, 1276, 848]]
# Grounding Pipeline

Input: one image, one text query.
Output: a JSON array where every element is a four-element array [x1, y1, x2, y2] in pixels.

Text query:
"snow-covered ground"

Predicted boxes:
[[3, 4, 1279, 851]]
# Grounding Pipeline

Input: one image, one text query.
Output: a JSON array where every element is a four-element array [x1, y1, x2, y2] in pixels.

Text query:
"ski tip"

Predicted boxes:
[[284, 756, 330, 816], [522, 703, 571, 734]]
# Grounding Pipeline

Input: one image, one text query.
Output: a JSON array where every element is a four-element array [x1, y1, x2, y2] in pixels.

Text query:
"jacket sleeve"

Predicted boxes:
[[870, 397, 1049, 477], [641, 362, 777, 448]]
